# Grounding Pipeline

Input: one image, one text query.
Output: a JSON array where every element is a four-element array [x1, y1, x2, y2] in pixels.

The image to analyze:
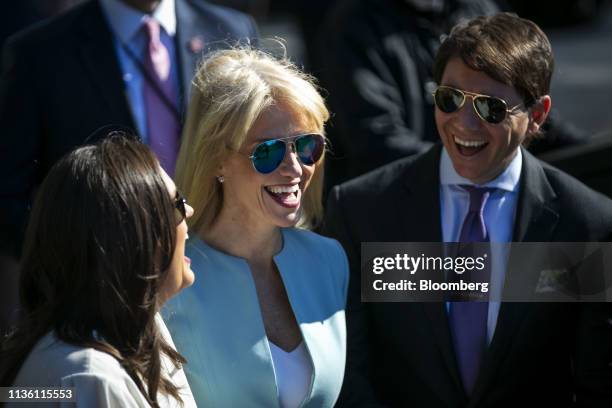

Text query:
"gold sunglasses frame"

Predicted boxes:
[[433, 85, 525, 124]]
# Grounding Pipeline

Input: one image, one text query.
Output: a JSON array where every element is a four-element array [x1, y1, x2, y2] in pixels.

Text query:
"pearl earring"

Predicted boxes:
[[217, 175, 225, 183]]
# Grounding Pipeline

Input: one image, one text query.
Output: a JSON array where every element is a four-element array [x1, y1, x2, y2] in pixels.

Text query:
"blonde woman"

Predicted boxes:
[[163, 47, 349, 407]]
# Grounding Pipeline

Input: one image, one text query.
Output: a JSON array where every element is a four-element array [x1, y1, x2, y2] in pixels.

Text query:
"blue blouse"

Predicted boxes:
[[163, 228, 349, 407]]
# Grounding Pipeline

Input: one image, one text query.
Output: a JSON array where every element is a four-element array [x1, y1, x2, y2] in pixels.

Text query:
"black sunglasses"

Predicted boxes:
[[247, 133, 325, 174], [433, 86, 525, 124], [174, 191, 188, 225]]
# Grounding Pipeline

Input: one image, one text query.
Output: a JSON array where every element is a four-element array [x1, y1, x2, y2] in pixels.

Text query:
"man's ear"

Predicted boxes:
[[528, 95, 551, 134]]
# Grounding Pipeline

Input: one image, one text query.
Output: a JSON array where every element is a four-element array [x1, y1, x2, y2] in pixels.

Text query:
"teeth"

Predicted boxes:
[[266, 185, 299, 194], [454, 136, 487, 148]]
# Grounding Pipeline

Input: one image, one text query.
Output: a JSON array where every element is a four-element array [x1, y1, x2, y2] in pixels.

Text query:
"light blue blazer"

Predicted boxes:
[[163, 228, 349, 407]]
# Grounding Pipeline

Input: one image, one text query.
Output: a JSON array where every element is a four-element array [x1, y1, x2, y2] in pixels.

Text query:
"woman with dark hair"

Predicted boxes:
[[0, 135, 196, 407]]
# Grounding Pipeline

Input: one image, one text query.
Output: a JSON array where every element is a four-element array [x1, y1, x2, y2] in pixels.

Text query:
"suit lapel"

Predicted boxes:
[[400, 144, 443, 242], [468, 301, 530, 406], [421, 302, 465, 394], [76, 1, 134, 127], [512, 148, 559, 242], [469, 148, 559, 406], [400, 146, 466, 398]]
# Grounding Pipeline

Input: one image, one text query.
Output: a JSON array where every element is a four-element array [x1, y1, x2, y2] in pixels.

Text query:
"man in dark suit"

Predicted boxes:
[[0, 0, 257, 332], [325, 13, 612, 407]]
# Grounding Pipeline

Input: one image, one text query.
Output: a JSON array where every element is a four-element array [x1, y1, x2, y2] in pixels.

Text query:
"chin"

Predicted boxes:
[[276, 217, 299, 228], [181, 266, 195, 289], [455, 168, 483, 183], [271, 212, 301, 228]]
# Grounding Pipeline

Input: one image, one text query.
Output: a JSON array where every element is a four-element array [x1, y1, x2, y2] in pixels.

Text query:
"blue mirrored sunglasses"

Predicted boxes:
[[248, 133, 325, 174]]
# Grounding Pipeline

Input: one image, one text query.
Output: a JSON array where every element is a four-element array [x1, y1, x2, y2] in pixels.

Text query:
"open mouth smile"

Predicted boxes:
[[264, 184, 301, 208], [454, 135, 488, 156]]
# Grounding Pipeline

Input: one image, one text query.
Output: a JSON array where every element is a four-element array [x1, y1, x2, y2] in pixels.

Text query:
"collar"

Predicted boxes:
[[439, 147, 522, 193], [99, 0, 176, 43]]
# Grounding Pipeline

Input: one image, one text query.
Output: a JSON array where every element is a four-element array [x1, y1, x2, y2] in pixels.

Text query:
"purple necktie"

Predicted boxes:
[[142, 18, 180, 176], [449, 185, 494, 395]]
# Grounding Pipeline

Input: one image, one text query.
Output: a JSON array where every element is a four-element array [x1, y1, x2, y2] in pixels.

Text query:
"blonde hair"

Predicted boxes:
[[175, 46, 330, 233]]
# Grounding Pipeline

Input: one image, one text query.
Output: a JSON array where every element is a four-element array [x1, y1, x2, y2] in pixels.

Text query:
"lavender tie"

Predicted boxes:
[[449, 185, 494, 395], [142, 18, 180, 176]]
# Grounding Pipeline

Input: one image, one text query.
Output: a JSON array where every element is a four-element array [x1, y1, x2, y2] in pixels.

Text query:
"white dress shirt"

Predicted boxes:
[[439, 147, 522, 342]]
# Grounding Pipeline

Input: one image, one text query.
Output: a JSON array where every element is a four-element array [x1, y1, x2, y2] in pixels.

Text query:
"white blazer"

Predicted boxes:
[[8, 315, 196, 407]]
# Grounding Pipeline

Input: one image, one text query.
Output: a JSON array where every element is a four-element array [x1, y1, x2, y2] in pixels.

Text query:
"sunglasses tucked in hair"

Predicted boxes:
[[246, 133, 325, 174], [433, 86, 525, 124]]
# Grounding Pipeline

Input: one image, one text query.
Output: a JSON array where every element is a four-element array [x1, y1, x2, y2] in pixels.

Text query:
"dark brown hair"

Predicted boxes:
[[0, 136, 186, 406], [433, 12, 554, 107]]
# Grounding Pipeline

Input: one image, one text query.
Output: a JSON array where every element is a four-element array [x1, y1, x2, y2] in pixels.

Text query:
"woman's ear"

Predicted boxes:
[[528, 95, 551, 134]]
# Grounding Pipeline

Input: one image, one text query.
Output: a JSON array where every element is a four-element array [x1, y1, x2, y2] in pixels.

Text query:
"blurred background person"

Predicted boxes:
[[504, 0, 610, 26], [163, 47, 349, 407], [0, 0, 258, 335], [0, 0, 85, 49], [0, 135, 196, 407]]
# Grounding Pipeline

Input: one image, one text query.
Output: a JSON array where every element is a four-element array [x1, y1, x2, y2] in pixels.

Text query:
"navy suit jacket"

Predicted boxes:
[[324, 144, 612, 407], [0, 0, 258, 255]]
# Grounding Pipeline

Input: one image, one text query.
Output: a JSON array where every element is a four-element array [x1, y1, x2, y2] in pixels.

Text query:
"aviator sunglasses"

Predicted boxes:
[[174, 191, 188, 225], [247, 133, 326, 174], [433, 86, 526, 124]]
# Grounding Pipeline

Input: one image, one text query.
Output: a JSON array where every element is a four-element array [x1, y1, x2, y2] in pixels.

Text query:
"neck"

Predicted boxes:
[[200, 211, 283, 265], [120, 0, 161, 13]]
